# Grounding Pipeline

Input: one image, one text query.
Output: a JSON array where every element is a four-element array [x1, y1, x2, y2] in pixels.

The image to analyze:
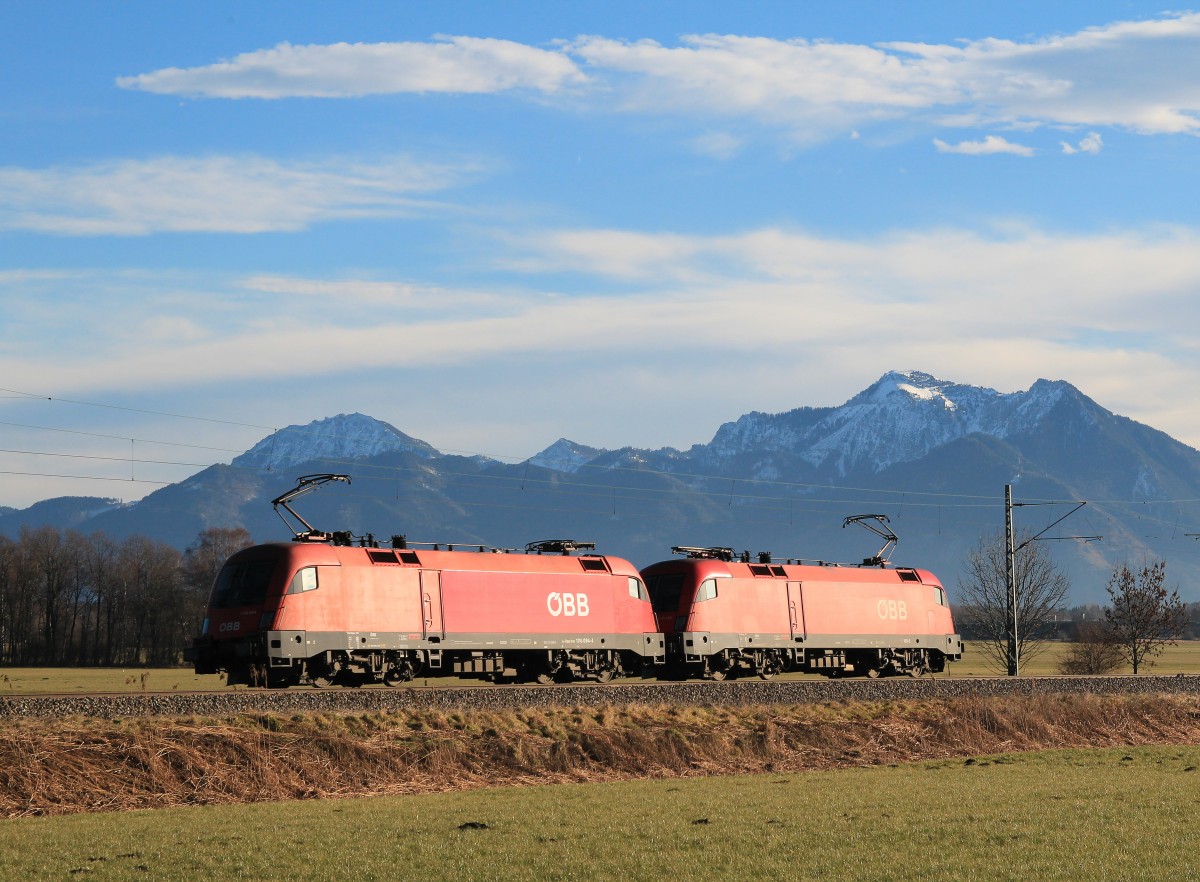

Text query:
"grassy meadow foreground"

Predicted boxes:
[[3, 691, 1200, 879], [2, 745, 1199, 881], [4, 640, 1200, 694]]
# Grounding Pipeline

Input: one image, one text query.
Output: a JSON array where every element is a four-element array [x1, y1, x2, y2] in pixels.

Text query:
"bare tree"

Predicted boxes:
[[1057, 619, 1123, 675], [1104, 560, 1187, 674], [0, 526, 249, 666], [956, 530, 1070, 673], [182, 528, 252, 598]]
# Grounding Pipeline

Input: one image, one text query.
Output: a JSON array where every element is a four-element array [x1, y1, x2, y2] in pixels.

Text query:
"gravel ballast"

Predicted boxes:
[[4, 675, 1200, 719]]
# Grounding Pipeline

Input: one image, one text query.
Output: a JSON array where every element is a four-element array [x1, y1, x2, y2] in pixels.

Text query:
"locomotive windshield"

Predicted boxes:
[[645, 573, 686, 613], [212, 559, 278, 608]]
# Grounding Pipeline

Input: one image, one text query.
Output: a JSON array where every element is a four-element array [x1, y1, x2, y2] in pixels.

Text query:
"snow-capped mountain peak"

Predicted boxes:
[[700, 371, 1088, 477], [527, 438, 607, 474], [868, 370, 959, 411], [232, 413, 438, 471]]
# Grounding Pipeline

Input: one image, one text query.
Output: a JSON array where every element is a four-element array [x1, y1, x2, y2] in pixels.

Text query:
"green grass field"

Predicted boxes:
[[2, 640, 1199, 694], [2, 745, 1198, 881], [950, 639, 1200, 677], [0, 666, 225, 694]]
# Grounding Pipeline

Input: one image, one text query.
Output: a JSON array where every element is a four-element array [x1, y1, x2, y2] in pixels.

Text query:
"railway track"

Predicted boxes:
[[4, 674, 1200, 719]]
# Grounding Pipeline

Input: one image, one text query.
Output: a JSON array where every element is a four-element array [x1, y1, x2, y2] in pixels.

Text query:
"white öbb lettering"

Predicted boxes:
[[876, 599, 908, 621], [547, 592, 590, 617], [219, 621, 241, 633]]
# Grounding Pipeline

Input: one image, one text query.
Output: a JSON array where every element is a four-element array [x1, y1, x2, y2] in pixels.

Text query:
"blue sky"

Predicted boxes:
[[4, 1, 1200, 507]]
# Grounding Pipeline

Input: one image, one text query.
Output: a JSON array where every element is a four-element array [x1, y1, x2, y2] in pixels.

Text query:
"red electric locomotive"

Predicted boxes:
[[190, 476, 664, 687], [642, 517, 963, 679]]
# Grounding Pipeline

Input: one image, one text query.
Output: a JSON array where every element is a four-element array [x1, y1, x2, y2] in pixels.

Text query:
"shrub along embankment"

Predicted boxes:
[[3, 693, 1200, 817]]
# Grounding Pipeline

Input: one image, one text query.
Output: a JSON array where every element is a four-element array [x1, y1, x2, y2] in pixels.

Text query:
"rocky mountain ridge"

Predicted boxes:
[[4, 370, 1199, 603]]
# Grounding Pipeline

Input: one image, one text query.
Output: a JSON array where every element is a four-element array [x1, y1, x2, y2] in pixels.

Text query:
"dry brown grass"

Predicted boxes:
[[3, 694, 1199, 818]]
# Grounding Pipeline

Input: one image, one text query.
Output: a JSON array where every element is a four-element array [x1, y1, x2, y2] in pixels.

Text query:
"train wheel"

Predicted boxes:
[[908, 651, 930, 678], [535, 672, 554, 685], [266, 669, 294, 689], [867, 667, 881, 679], [595, 667, 614, 684], [757, 653, 783, 680], [384, 658, 416, 686], [706, 661, 727, 681], [309, 660, 336, 688], [384, 665, 413, 687]]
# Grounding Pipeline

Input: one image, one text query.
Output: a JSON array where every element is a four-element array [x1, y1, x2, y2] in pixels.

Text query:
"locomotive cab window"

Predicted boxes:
[[646, 573, 685, 613], [213, 560, 277, 608], [288, 567, 319, 595], [628, 577, 649, 601], [695, 579, 718, 603], [933, 586, 946, 606]]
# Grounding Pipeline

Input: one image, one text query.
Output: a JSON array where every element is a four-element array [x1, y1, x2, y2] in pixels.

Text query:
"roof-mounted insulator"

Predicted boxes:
[[526, 539, 597, 556], [671, 546, 738, 561]]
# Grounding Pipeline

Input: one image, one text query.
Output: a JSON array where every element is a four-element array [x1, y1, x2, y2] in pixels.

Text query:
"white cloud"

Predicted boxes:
[[9, 224, 1200, 412], [570, 34, 952, 116], [502, 225, 1200, 339], [933, 135, 1035, 156], [10, 222, 1200, 504], [1062, 131, 1104, 154], [117, 37, 585, 98], [0, 154, 477, 235], [691, 131, 743, 159], [117, 14, 1200, 144], [563, 15, 1200, 139], [238, 274, 507, 311], [498, 229, 708, 280]]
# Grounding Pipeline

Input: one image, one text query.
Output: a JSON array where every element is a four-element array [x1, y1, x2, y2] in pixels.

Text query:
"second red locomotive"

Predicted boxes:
[[642, 545, 962, 679]]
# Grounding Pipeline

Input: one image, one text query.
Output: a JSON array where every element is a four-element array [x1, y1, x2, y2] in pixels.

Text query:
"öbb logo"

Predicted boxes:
[[876, 599, 908, 621], [547, 592, 590, 617]]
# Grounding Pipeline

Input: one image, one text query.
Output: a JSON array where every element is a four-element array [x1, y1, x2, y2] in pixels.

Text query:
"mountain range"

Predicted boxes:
[[5, 370, 1200, 603]]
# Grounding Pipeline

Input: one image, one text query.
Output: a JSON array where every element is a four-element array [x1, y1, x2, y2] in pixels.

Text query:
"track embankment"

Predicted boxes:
[[4, 688, 1200, 817], [4, 674, 1200, 719]]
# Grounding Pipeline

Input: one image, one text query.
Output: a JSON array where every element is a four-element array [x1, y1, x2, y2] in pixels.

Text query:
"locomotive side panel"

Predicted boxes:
[[796, 573, 956, 650], [440, 569, 619, 637], [287, 559, 423, 634], [685, 576, 790, 637], [798, 575, 936, 638]]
